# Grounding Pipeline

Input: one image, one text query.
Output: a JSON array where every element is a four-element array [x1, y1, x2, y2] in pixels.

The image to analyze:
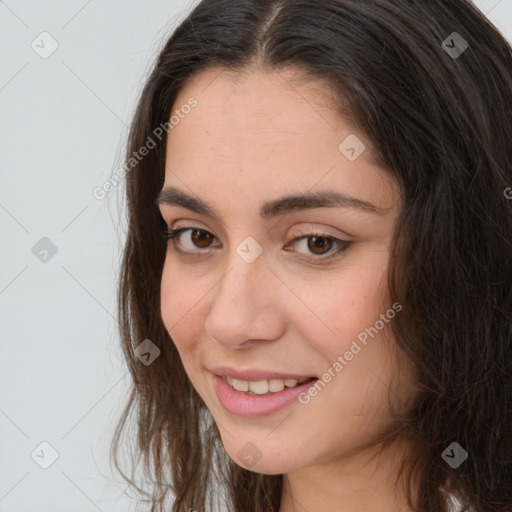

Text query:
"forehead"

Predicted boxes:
[[169, 65, 370, 156], [164, 66, 398, 212], [181, 66, 340, 122]]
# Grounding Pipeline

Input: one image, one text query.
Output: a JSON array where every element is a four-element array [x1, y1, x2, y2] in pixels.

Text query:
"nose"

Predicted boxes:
[[204, 254, 286, 349]]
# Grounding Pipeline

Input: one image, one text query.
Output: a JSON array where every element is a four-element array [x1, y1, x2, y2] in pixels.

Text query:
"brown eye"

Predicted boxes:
[[162, 228, 221, 252], [162, 228, 351, 264], [289, 233, 351, 263], [307, 236, 334, 255], [190, 229, 214, 248]]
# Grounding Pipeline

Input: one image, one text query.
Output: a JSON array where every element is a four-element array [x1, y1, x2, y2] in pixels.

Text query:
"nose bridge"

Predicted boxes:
[[204, 248, 283, 346], [214, 250, 267, 319], [218, 231, 269, 304]]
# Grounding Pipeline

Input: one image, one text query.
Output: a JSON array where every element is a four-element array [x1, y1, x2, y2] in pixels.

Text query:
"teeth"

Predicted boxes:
[[249, 380, 268, 394], [268, 379, 285, 392], [232, 378, 249, 392], [223, 375, 311, 395]]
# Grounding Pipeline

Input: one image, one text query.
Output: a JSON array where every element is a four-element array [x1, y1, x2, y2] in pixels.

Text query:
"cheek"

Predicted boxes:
[[160, 257, 207, 354], [296, 261, 390, 350]]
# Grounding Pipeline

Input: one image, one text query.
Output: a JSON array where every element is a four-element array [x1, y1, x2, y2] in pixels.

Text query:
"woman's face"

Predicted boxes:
[[159, 66, 411, 475]]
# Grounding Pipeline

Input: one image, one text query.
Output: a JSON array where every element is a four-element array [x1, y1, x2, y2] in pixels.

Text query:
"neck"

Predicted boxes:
[[278, 437, 417, 512]]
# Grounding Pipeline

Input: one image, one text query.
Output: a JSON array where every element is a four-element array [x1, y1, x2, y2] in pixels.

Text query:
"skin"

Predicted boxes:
[[159, 65, 418, 512]]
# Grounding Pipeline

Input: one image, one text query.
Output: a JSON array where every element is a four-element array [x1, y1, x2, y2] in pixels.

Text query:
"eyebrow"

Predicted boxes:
[[155, 186, 385, 220]]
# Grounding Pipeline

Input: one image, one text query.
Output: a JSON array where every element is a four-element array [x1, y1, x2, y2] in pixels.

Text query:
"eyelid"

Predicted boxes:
[[165, 221, 350, 245], [286, 232, 351, 263], [167, 218, 352, 239], [289, 223, 352, 241], [162, 225, 352, 263]]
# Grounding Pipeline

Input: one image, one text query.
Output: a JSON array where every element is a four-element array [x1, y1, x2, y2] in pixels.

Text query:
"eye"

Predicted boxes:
[[161, 228, 220, 251], [161, 227, 352, 263], [286, 233, 351, 262]]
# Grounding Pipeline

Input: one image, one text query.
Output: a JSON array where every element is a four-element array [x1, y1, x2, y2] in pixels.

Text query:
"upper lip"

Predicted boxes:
[[210, 365, 317, 382]]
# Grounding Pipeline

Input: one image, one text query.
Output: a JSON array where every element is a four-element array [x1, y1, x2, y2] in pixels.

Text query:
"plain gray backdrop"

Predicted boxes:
[[1, 1, 511, 511]]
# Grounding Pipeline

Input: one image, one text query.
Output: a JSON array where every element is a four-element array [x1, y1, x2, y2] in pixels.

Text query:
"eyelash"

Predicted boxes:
[[160, 227, 352, 263]]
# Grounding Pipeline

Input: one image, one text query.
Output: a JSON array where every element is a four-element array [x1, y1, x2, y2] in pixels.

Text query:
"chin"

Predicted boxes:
[[219, 433, 307, 474]]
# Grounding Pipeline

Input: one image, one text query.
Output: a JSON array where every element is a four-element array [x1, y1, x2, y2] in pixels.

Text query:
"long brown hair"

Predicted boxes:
[[110, 1, 512, 511]]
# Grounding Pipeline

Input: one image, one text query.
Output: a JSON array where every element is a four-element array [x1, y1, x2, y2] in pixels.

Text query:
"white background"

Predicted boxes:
[[1, 1, 511, 511]]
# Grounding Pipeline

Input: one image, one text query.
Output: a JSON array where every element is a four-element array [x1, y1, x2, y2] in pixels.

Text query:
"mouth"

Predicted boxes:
[[210, 370, 319, 418], [222, 375, 316, 396]]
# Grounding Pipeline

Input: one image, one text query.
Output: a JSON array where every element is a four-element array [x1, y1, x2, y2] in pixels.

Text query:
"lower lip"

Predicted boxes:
[[210, 373, 318, 418]]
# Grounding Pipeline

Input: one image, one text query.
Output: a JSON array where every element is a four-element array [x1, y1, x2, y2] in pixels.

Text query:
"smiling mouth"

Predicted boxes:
[[222, 375, 316, 396]]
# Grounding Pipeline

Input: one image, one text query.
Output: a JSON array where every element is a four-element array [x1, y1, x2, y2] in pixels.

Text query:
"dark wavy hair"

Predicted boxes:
[[110, 1, 512, 511]]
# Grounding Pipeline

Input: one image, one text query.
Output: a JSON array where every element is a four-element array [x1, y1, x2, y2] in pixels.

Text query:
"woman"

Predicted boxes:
[[111, 1, 512, 511]]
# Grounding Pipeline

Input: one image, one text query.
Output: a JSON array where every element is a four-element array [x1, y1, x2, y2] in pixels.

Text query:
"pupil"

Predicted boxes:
[[192, 229, 212, 248], [308, 236, 331, 254]]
